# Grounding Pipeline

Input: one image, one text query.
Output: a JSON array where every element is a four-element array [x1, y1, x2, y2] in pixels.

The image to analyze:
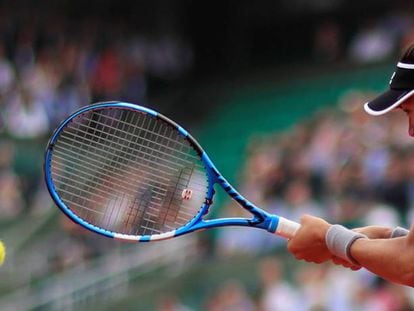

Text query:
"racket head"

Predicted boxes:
[[44, 102, 214, 241]]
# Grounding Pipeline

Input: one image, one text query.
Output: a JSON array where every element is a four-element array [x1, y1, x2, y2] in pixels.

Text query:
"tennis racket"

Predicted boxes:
[[44, 101, 300, 242]]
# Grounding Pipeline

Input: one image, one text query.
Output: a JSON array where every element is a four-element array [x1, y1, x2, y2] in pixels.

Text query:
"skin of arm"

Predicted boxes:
[[349, 228, 414, 286], [287, 215, 414, 286], [353, 226, 393, 239]]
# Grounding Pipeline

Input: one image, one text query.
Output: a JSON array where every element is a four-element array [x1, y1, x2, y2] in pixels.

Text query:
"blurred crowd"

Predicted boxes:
[[186, 257, 414, 311], [184, 258, 414, 311], [0, 10, 192, 134], [0, 8, 193, 218], [313, 10, 414, 64]]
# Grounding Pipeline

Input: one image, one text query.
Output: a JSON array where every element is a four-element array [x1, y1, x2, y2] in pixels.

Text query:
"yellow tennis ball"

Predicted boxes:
[[0, 240, 6, 266]]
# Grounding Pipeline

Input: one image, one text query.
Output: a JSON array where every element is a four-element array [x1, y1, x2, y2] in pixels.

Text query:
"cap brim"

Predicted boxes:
[[364, 89, 414, 116]]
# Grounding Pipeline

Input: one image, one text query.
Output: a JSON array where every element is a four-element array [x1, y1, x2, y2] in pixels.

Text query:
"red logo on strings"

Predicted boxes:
[[182, 189, 193, 200]]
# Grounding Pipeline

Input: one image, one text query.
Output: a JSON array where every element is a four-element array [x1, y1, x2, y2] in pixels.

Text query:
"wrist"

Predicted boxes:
[[326, 225, 366, 265]]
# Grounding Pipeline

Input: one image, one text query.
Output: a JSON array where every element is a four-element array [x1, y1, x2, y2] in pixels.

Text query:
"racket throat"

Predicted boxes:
[[241, 214, 287, 236], [250, 211, 274, 231]]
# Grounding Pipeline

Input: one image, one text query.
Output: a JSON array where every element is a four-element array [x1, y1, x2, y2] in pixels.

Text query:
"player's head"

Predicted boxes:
[[364, 43, 414, 116]]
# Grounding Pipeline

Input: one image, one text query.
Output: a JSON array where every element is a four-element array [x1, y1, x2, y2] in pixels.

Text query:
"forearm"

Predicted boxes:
[[354, 225, 411, 239], [350, 236, 414, 286], [353, 226, 392, 239]]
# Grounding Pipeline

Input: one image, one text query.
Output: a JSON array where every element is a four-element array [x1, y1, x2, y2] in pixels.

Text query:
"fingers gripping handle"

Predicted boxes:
[[275, 217, 301, 239]]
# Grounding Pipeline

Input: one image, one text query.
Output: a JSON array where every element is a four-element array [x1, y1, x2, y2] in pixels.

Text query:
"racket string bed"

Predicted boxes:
[[50, 107, 209, 236]]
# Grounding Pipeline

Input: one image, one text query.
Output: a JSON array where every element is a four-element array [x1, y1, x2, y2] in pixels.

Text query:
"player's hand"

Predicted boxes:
[[331, 256, 361, 271], [287, 214, 331, 264], [353, 226, 392, 239]]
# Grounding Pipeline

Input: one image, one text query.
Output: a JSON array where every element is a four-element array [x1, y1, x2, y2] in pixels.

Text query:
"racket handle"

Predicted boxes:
[[275, 217, 301, 239]]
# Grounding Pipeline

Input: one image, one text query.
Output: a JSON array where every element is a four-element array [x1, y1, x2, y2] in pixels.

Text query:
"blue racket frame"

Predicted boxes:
[[44, 101, 283, 242]]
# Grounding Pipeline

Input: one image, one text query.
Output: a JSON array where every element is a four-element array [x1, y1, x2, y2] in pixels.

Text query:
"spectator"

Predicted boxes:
[[258, 257, 302, 311]]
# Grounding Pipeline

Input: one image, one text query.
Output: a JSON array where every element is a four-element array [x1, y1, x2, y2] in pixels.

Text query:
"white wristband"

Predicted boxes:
[[390, 226, 409, 238], [325, 225, 366, 265]]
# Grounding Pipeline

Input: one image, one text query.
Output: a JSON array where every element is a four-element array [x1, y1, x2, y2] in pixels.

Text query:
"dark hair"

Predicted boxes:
[[400, 43, 414, 63]]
